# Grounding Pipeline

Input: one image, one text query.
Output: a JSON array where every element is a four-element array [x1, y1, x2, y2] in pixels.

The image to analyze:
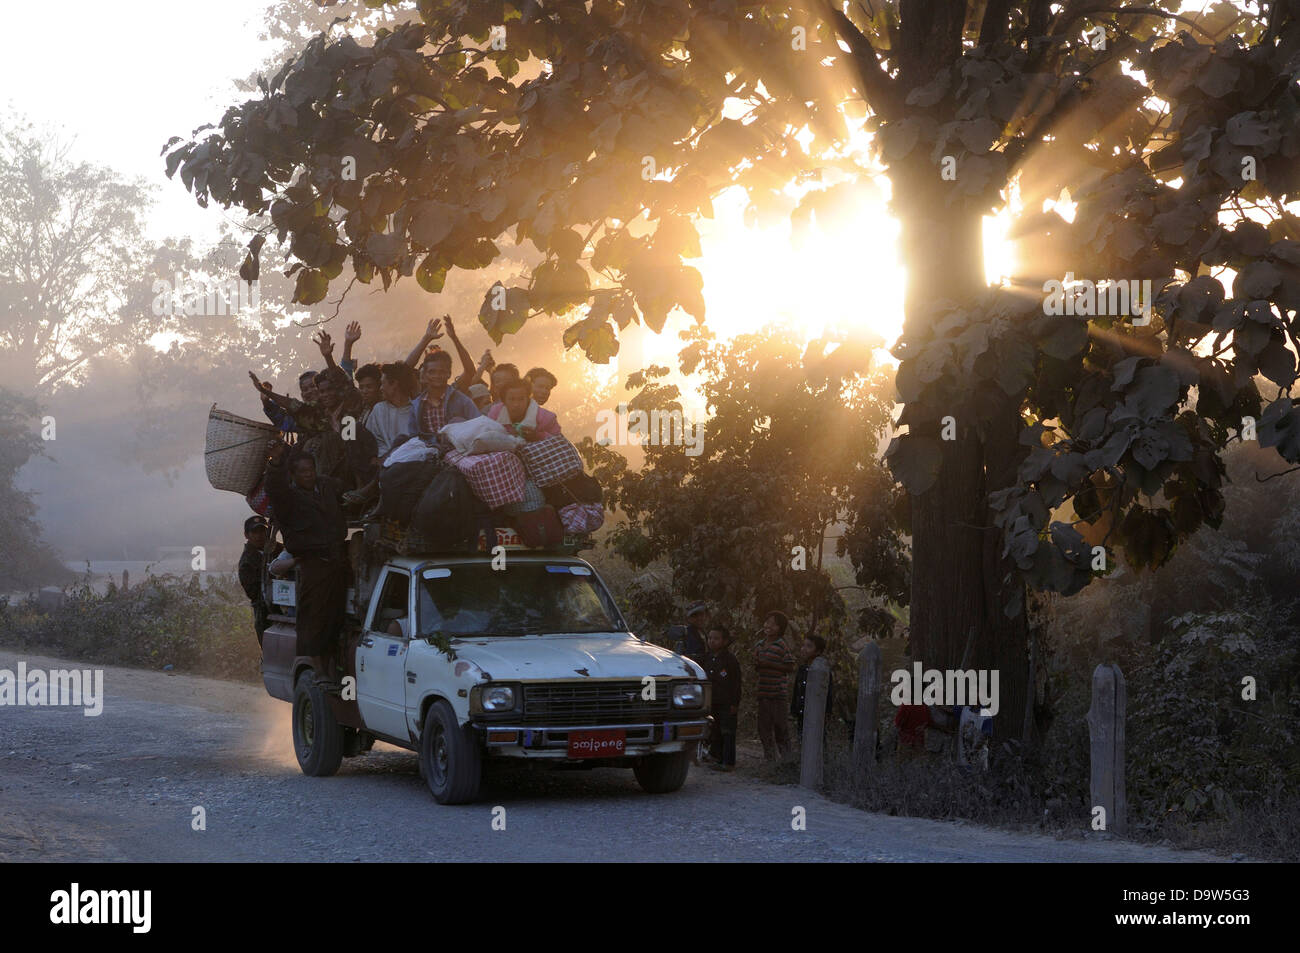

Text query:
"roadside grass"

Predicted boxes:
[[0, 574, 261, 684]]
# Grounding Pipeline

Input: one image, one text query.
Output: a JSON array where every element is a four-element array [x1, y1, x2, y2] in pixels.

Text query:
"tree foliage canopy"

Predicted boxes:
[[169, 0, 1300, 612], [581, 325, 906, 633]]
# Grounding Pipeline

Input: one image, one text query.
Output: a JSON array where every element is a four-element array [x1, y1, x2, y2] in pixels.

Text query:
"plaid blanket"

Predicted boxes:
[[445, 449, 526, 510], [518, 435, 583, 487]]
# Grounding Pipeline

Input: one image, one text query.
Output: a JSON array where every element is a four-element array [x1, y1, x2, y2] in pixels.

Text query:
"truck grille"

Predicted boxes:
[[521, 681, 673, 726]]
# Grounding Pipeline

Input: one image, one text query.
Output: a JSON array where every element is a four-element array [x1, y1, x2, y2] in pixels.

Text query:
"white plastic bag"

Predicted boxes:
[[440, 416, 524, 454], [383, 438, 438, 467]]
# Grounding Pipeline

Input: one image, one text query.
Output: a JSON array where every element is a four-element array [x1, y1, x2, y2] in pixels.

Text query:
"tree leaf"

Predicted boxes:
[[886, 434, 943, 496]]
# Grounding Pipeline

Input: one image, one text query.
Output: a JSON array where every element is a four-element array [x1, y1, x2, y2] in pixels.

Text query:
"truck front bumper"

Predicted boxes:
[[472, 720, 709, 759]]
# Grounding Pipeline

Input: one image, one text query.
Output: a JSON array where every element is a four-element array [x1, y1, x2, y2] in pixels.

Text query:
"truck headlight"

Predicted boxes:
[[481, 685, 516, 711], [672, 682, 704, 709]]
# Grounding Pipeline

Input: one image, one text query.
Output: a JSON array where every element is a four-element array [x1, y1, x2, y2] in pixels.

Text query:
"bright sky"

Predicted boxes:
[[2, 0, 275, 243]]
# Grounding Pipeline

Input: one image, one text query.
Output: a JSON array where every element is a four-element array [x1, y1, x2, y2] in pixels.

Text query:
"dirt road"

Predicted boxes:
[[0, 650, 1227, 862]]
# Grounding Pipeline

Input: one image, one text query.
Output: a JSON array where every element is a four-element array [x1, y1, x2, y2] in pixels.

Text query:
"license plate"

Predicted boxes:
[[567, 729, 626, 758]]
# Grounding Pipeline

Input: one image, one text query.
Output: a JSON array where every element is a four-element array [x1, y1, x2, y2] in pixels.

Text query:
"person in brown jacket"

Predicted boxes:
[[263, 440, 349, 680]]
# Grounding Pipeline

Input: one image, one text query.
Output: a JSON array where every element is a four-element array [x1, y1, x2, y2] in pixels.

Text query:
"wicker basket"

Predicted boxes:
[[205, 403, 276, 495]]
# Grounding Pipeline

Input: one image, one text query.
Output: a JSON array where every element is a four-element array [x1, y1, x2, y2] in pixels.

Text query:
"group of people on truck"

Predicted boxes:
[[238, 315, 565, 678], [668, 602, 832, 772]]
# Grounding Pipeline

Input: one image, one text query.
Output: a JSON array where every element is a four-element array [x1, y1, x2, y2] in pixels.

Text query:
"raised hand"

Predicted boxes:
[[249, 371, 272, 395], [424, 317, 444, 341], [478, 348, 495, 371], [313, 331, 334, 358], [344, 321, 362, 345]]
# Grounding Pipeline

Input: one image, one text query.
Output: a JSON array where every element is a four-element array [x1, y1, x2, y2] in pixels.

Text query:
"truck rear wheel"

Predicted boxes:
[[419, 700, 482, 804], [633, 750, 691, 793], [292, 671, 344, 777]]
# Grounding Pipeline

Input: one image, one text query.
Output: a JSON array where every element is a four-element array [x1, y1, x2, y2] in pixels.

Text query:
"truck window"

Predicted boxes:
[[417, 563, 625, 638], [372, 570, 411, 638]]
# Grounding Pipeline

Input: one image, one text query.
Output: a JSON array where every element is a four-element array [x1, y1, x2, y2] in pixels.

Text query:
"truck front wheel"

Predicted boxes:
[[633, 750, 691, 794], [292, 671, 344, 777], [419, 700, 482, 804]]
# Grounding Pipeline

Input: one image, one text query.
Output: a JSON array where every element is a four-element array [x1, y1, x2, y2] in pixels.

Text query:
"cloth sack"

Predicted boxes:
[[501, 480, 546, 515], [558, 502, 604, 534], [445, 449, 527, 510], [518, 435, 583, 487], [515, 505, 565, 548], [378, 460, 440, 523], [543, 471, 603, 508], [384, 437, 438, 468], [441, 416, 524, 455], [245, 478, 273, 519], [412, 467, 478, 550]]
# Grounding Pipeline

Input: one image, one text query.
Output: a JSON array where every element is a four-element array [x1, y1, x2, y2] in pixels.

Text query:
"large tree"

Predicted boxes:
[[169, 0, 1300, 741], [0, 116, 159, 396]]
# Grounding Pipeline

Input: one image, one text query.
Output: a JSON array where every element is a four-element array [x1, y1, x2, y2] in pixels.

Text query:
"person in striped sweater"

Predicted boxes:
[[754, 610, 796, 761]]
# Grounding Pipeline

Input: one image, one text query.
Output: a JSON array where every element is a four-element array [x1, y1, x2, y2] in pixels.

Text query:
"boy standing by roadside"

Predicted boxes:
[[754, 610, 795, 761], [704, 626, 741, 771]]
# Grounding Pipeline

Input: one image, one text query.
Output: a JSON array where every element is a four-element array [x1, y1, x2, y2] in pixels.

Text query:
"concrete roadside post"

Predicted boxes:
[[799, 656, 832, 789], [853, 642, 881, 779], [1086, 662, 1127, 836]]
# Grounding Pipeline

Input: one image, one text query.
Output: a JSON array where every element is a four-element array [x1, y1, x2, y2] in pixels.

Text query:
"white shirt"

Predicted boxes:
[[365, 401, 410, 458]]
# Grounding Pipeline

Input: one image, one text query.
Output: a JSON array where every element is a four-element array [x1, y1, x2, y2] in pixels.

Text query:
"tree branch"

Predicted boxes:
[[1255, 465, 1300, 483], [1053, 5, 1222, 41], [979, 0, 1012, 47], [820, 0, 901, 121]]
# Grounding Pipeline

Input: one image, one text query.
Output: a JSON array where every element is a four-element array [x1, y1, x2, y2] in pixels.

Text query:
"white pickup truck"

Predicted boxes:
[[259, 536, 711, 804]]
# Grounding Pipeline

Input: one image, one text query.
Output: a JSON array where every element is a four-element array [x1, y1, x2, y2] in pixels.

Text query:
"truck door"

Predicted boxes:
[[356, 567, 412, 741]]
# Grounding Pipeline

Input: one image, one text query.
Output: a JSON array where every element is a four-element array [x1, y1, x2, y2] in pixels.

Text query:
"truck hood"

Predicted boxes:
[[451, 633, 704, 681]]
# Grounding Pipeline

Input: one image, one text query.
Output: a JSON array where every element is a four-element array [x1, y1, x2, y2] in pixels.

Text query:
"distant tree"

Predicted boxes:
[[0, 388, 68, 589], [0, 116, 158, 396]]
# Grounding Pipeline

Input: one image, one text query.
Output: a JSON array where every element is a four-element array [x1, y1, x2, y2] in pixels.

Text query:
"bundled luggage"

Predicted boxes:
[[412, 466, 481, 550], [518, 435, 584, 487], [364, 413, 611, 551], [444, 448, 528, 510], [379, 460, 441, 523]]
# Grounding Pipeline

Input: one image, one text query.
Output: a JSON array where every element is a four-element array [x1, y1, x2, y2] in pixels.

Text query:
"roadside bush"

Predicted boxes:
[[0, 574, 261, 683]]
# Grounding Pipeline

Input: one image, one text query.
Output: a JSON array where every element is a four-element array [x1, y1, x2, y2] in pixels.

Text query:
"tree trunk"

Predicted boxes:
[[889, 108, 1029, 744]]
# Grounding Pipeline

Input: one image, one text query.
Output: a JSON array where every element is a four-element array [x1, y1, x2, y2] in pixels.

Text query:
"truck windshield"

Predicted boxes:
[[417, 563, 626, 637]]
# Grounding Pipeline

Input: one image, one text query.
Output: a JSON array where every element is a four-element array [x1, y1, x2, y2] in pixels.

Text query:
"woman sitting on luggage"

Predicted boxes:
[[488, 377, 562, 442]]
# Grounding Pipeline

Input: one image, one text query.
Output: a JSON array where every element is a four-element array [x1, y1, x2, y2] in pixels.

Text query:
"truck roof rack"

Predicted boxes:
[[361, 520, 593, 558]]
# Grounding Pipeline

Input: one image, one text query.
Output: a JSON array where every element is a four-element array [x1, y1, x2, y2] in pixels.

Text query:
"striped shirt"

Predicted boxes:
[[755, 639, 794, 698]]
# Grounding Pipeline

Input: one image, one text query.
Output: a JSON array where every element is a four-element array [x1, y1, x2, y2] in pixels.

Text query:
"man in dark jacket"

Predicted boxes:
[[791, 634, 833, 736], [704, 626, 741, 771], [264, 441, 349, 678], [237, 516, 270, 647], [668, 601, 710, 665]]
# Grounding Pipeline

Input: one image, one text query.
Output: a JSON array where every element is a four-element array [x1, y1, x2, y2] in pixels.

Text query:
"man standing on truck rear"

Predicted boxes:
[[264, 441, 350, 680], [238, 516, 271, 647]]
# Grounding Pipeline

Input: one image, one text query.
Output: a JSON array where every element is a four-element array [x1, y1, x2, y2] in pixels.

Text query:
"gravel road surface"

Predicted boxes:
[[0, 650, 1228, 862]]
